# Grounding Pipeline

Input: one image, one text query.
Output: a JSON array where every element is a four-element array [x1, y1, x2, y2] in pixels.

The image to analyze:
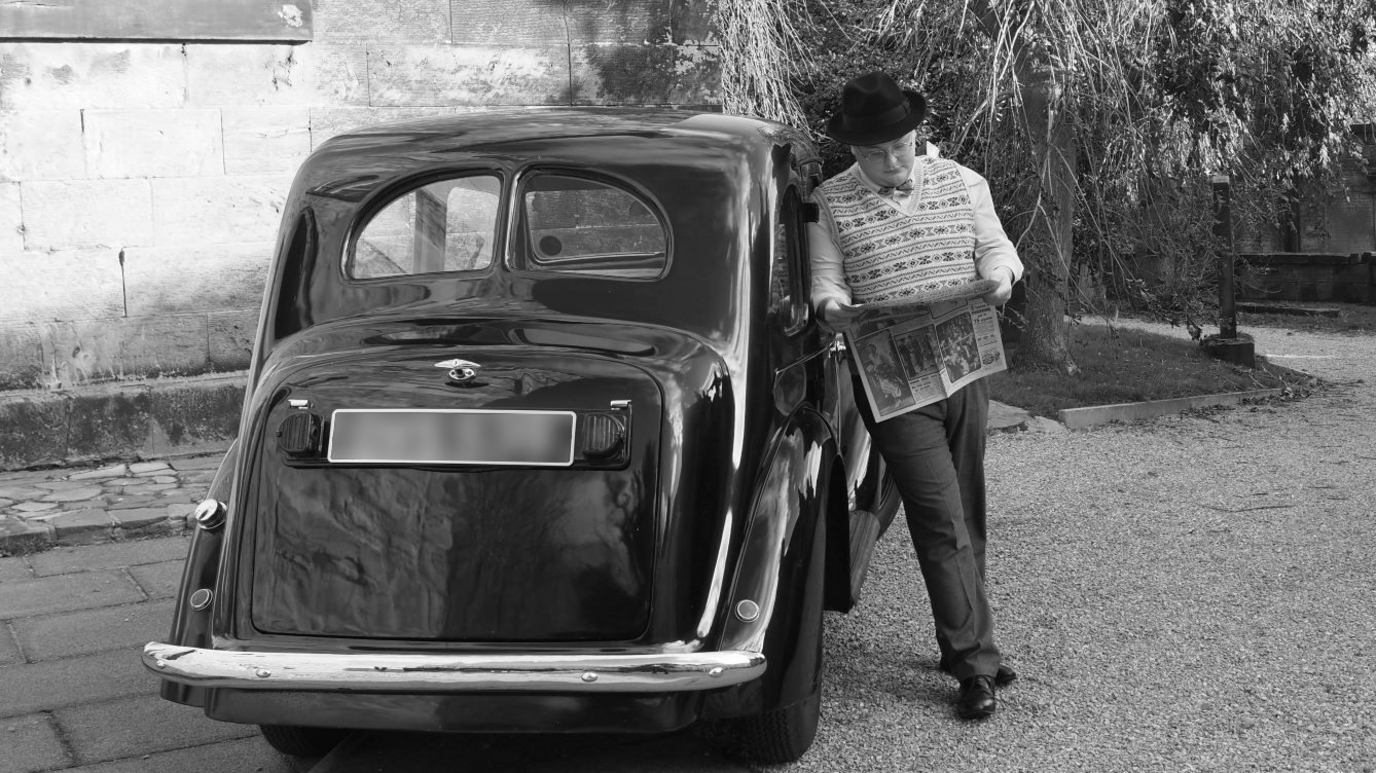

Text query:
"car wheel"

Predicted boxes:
[[724, 688, 822, 764], [719, 513, 826, 764], [259, 724, 349, 757]]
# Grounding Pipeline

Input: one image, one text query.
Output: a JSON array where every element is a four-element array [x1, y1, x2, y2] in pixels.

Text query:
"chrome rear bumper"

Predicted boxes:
[[142, 642, 765, 693]]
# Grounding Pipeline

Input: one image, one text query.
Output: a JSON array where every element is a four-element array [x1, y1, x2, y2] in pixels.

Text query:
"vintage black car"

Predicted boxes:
[[143, 109, 899, 763]]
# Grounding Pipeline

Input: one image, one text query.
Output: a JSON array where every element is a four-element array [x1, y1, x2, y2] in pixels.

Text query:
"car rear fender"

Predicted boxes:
[[157, 439, 240, 707], [708, 408, 831, 717]]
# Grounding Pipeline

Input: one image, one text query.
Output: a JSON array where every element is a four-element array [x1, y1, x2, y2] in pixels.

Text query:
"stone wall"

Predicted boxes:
[[1236, 144, 1376, 256], [1236, 253, 1376, 305], [0, 0, 719, 392]]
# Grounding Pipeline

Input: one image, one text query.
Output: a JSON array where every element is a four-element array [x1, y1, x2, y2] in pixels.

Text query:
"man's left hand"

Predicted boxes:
[[980, 267, 1015, 307]]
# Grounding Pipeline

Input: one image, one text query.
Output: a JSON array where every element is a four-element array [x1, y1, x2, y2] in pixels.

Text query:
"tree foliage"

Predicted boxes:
[[713, 0, 1376, 368]]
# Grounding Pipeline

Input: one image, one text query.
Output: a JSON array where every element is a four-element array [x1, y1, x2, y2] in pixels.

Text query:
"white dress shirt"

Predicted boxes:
[[807, 143, 1024, 312]]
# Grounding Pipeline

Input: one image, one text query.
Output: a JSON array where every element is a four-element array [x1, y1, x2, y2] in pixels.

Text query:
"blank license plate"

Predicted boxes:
[[327, 409, 576, 466]]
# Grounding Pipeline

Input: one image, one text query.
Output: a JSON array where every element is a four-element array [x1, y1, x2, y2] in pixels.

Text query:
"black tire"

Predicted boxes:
[[719, 513, 826, 764], [259, 724, 349, 757], [725, 689, 822, 764]]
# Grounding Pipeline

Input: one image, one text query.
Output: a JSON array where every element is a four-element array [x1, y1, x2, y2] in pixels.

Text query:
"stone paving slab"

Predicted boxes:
[[0, 648, 154, 719], [13, 599, 173, 662], [126, 561, 183, 600], [67, 465, 130, 482], [0, 570, 146, 619], [48, 509, 115, 545], [169, 455, 224, 471], [60, 736, 304, 773], [28, 537, 188, 577], [55, 693, 257, 767], [0, 713, 71, 773], [0, 555, 34, 582], [0, 624, 22, 666], [108, 507, 178, 535]]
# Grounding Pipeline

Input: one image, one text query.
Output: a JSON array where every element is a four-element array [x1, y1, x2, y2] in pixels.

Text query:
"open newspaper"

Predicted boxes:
[[846, 291, 1008, 422]]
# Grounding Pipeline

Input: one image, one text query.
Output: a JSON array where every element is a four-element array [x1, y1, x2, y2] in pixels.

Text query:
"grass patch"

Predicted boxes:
[[988, 322, 1313, 418]]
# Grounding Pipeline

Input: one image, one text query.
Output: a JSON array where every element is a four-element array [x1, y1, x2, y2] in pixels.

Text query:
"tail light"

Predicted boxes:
[[578, 412, 627, 459]]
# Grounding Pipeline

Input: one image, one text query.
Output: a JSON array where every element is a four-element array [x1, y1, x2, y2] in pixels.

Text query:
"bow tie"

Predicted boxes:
[[877, 180, 914, 196]]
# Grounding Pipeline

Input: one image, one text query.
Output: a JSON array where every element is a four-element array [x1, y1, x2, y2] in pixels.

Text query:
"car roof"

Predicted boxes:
[[297, 108, 808, 198]]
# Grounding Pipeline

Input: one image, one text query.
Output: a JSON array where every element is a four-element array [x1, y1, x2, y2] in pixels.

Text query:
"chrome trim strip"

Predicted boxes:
[[143, 642, 765, 693]]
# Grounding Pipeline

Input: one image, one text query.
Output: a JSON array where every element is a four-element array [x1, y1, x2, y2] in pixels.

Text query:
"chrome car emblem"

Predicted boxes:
[[435, 358, 482, 386]]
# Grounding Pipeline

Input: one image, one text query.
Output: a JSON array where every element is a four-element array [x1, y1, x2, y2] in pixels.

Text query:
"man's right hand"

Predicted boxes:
[[819, 297, 861, 332]]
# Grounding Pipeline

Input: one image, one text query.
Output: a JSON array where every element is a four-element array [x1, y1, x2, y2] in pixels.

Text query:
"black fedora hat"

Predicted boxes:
[[825, 72, 926, 146]]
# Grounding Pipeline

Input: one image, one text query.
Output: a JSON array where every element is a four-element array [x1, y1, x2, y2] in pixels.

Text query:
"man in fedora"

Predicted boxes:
[[808, 71, 1024, 720]]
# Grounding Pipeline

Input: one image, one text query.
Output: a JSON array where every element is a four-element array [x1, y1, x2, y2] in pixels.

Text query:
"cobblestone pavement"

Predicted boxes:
[[0, 457, 221, 551]]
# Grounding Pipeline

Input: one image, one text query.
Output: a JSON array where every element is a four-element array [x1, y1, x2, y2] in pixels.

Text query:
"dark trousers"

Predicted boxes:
[[856, 377, 1001, 680]]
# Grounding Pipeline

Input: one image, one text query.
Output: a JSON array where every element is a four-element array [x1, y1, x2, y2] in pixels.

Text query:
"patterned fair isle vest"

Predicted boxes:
[[817, 159, 978, 303]]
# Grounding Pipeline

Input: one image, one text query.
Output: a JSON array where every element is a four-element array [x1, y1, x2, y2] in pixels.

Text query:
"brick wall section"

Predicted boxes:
[[0, 0, 719, 391]]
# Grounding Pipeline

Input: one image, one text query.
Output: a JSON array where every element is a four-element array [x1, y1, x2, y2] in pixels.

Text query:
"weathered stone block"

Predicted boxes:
[[450, 0, 567, 45], [0, 182, 21, 252], [27, 535, 188, 577], [0, 323, 45, 391], [0, 714, 67, 773], [220, 106, 312, 176], [0, 110, 86, 181], [309, 106, 476, 148], [670, 0, 715, 44], [0, 517, 55, 554], [127, 561, 182, 599], [118, 313, 212, 378], [148, 376, 244, 453], [367, 45, 571, 107], [37, 318, 136, 387], [150, 175, 291, 246], [48, 508, 115, 545], [0, 569, 145, 620], [20, 179, 154, 251], [0, 648, 152, 717], [56, 693, 256, 765], [566, 0, 673, 44], [208, 309, 259, 371], [0, 250, 125, 325], [304, 44, 371, 107], [0, 392, 68, 468], [572, 44, 720, 105], [12, 597, 173, 661], [84, 109, 225, 179], [222, 107, 312, 176], [65, 386, 154, 463], [109, 507, 173, 535], [0, 43, 186, 111], [316, 0, 451, 43], [121, 243, 273, 317], [185, 43, 315, 107]]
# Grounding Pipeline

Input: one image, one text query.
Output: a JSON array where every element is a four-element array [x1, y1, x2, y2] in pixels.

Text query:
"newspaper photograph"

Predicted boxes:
[[846, 298, 1008, 422]]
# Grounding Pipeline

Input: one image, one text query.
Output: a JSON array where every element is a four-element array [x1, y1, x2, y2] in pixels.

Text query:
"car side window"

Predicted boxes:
[[772, 185, 810, 335], [350, 174, 501, 279], [517, 173, 667, 279]]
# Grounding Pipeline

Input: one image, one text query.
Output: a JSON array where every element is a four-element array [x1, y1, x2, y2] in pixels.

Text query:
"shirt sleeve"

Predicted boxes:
[[807, 195, 852, 312], [960, 166, 1024, 284]]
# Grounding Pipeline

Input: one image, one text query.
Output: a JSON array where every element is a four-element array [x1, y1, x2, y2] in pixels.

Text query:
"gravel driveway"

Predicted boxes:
[[780, 320, 1376, 772]]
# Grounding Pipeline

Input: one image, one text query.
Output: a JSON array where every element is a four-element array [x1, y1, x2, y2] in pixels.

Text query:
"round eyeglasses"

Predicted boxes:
[[854, 137, 917, 161]]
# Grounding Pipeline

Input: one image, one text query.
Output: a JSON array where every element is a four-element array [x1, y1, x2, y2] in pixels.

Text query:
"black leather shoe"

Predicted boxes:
[[939, 661, 1017, 687], [957, 675, 996, 720]]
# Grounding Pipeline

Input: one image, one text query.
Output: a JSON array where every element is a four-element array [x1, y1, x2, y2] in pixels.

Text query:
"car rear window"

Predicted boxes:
[[350, 174, 500, 279], [518, 173, 668, 280]]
